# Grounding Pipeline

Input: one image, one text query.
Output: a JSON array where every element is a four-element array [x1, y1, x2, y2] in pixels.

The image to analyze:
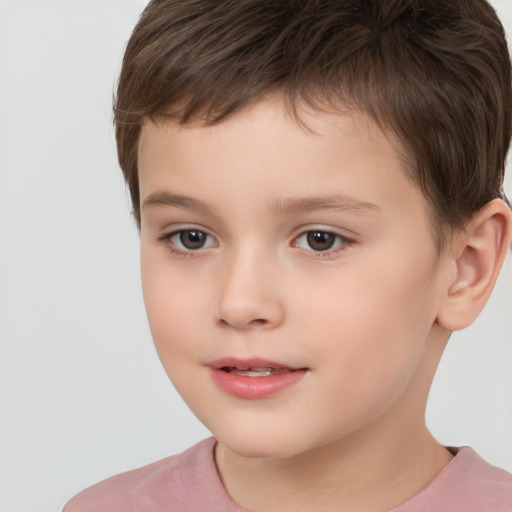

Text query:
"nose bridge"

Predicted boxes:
[[216, 241, 283, 330]]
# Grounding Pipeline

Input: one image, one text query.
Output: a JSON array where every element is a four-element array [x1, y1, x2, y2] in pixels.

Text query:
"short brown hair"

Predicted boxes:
[[114, 0, 511, 249]]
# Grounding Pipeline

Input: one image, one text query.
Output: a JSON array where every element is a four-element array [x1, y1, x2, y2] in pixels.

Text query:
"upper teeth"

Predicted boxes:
[[226, 367, 291, 377]]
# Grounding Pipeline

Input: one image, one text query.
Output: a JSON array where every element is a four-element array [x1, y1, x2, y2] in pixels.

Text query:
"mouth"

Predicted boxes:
[[208, 358, 308, 399], [220, 366, 295, 377], [210, 357, 303, 374]]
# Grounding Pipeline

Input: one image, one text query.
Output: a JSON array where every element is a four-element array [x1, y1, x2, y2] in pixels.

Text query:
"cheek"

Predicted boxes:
[[299, 253, 439, 393], [140, 254, 203, 361], [141, 264, 212, 407]]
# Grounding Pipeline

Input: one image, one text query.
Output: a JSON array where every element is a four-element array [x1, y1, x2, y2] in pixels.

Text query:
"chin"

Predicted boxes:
[[220, 438, 301, 460], [211, 422, 329, 461]]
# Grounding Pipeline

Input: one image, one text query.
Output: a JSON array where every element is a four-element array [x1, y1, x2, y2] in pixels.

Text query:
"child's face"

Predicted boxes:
[[138, 96, 452, 459]]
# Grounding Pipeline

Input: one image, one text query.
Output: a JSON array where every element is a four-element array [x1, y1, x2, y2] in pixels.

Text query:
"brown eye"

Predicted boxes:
[[294, 230, 349, 253], [166, 229, 217, 251], [306, 231, 336, 251], [179, 230, 207, 249]]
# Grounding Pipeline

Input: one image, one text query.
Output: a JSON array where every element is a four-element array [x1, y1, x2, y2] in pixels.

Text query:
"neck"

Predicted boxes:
[[215, 423, 453, 512]]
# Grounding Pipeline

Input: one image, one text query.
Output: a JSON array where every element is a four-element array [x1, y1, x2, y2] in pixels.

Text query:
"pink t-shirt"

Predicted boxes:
[[64, 437, 512, 511]]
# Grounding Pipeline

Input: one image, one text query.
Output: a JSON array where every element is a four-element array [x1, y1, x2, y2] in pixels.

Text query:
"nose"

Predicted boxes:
[[216, 247, 285, 330]]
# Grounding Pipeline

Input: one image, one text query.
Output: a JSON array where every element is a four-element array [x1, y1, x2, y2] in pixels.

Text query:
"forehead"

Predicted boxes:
[[137, 96, 428, 230], [139, 96, 405, 180]]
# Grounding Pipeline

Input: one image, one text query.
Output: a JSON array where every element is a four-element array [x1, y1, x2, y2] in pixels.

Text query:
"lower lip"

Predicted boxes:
[[209, 368, 307, 399]]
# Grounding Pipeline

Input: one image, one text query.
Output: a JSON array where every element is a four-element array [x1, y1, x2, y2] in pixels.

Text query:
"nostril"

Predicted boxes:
[[216, 293, 284, 329], [249, 318, 268, 326], [217, 317, 269, 329]]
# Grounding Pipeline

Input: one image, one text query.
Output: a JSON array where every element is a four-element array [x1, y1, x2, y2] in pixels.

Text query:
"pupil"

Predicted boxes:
[[307, 231, 335, 251], [180, 230, 205, 249]]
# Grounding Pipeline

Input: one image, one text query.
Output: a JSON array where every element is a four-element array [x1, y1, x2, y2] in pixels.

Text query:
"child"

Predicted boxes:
[[65, 0, 512, 510]]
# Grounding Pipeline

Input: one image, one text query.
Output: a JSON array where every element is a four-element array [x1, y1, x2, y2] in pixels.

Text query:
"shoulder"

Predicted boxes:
[[395, 446, 512, 512], [63, 437, 240, 512], [451, 447, 512, 510]]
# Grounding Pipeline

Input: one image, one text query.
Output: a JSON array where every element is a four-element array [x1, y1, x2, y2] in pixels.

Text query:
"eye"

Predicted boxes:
[[168, 229, 217, 251], [294, 230, 349, 252]]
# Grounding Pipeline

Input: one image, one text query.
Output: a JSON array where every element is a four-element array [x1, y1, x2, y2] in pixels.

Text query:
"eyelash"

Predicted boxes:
[[292, 230, 354, 258], [156, 229, 218, 259], [156, 228, 355, 259]]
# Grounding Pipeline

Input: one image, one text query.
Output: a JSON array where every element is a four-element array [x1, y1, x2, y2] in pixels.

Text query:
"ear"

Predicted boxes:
[[436, 199, 512, 331]]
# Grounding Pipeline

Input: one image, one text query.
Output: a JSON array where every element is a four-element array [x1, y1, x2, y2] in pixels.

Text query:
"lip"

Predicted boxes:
[[208, 357, 308, 400], [209, 357, 299, 371]]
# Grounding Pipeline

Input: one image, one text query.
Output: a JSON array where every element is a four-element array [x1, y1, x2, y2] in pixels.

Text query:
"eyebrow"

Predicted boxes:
[[142, 191, 214, 215], [272, 195, 382, 215], [142, 191, 382, 216]]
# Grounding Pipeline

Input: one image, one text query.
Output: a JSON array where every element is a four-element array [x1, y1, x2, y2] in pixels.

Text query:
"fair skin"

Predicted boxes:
[[137, 95, 511, 512]]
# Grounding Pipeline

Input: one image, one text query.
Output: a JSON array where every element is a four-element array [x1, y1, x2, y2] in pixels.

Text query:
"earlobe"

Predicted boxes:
[[437, 199, 512, 331]]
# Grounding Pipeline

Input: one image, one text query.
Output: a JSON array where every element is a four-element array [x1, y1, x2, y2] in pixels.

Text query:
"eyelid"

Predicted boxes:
[[155, 224, 355, 259], [170, 230, 217, 250], [156, 223, 215, 241], [291, 227, 355, 255], [156, 225, 219, 256]]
